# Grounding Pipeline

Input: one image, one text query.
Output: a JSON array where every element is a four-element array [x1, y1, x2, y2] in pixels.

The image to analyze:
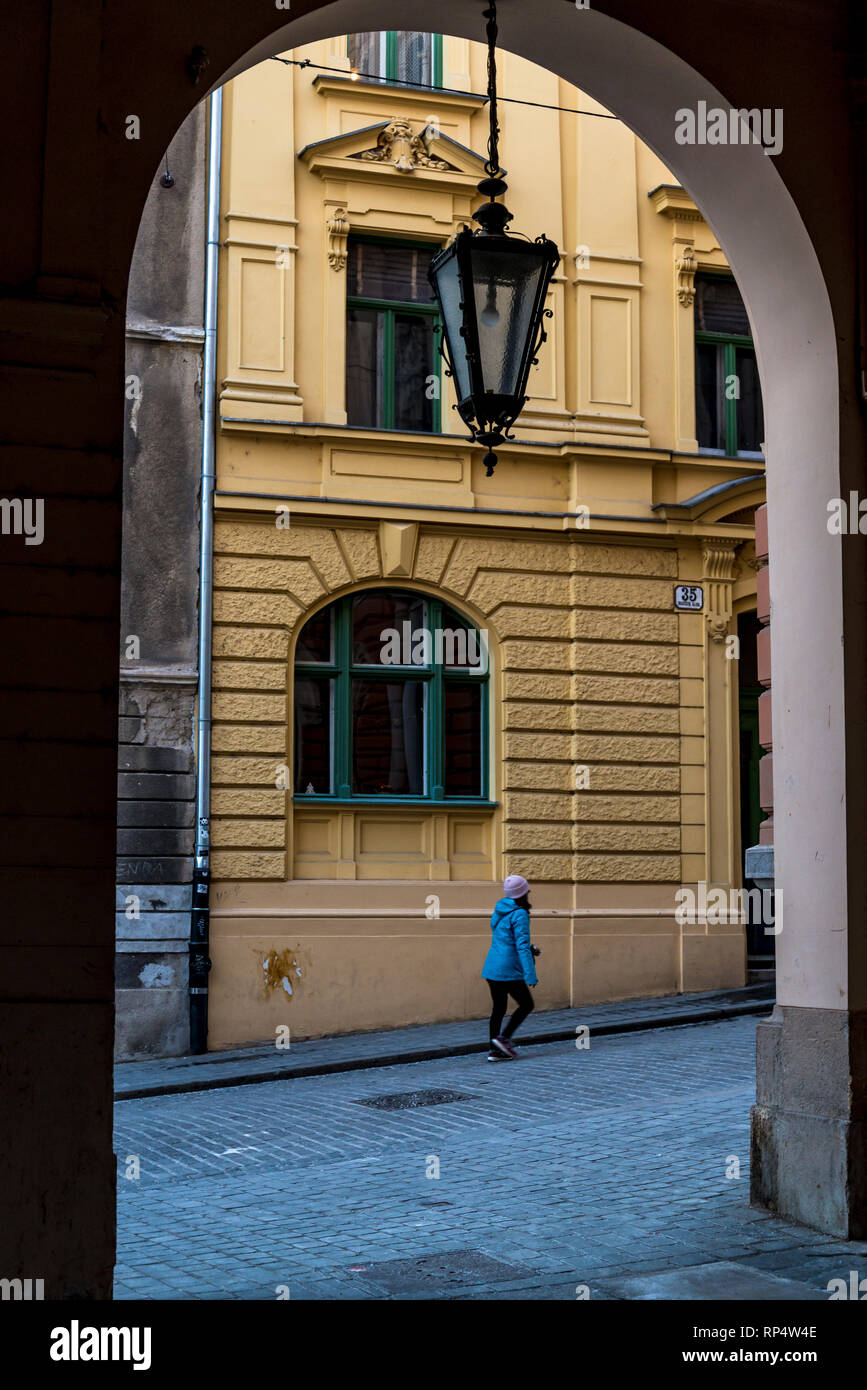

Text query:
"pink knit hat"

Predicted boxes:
[[503, 874, 530, 898]]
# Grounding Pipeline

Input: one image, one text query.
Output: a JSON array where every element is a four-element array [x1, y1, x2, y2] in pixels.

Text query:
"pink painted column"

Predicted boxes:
[[755, 504, 774, 846]]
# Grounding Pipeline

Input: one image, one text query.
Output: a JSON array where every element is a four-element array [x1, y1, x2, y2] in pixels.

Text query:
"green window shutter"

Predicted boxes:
[[385, 30, 398, 82], [724, 341, 738, 456]]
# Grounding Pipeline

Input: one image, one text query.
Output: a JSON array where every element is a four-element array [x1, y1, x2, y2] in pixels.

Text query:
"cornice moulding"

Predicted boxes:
[[126, 321, 204, 345], [571, 274, 645, 289], [119, 665, 198, 685], [312, 73, 486, 116], [211, 492, 757, 544], [653, 474, 766, 522], [224, 211, 299, 226], [223, 237, 299, 251], [649, 183, 706, 221]]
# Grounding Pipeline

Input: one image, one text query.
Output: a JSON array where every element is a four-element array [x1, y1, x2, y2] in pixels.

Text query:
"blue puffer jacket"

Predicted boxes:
[[482, 897, 538, 986]]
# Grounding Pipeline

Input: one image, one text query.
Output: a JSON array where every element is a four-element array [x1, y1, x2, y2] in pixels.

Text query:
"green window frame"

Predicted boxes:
[[347, 32, 443, 87], [694, 272, 764, 457], [346, 236, 443, 433], [294, 590, 492, 806]]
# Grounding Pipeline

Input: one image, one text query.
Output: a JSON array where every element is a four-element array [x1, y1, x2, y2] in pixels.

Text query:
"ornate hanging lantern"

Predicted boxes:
[[428, 2, 560, 477]]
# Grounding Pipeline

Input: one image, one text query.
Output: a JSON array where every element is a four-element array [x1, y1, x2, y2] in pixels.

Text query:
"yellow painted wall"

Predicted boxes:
[[207, 30, 762, 1048]]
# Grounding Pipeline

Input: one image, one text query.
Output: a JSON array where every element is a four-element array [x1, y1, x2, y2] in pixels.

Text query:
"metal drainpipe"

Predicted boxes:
[[190, 86, 222, 1054]]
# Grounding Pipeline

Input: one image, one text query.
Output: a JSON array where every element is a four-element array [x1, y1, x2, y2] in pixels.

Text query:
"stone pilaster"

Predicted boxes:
[[701, 540, 740, 887]]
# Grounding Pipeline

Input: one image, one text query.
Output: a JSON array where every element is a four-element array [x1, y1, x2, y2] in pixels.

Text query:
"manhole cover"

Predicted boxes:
[[354, 1088, 475, 1111], [356, 1249, 529, 1294]]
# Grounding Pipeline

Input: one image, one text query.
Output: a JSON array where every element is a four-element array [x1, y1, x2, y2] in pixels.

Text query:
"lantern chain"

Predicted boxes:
[[483, 4, 502, 179]]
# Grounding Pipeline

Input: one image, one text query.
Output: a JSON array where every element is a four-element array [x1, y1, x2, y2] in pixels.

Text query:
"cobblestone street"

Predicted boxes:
[[114, 1016, 867, 1300]]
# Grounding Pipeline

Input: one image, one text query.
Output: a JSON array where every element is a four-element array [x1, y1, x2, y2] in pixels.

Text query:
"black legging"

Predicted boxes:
[[487, 979, 535, 1042]]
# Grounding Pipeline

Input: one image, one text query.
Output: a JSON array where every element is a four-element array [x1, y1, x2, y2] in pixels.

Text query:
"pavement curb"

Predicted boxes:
[[115, 996, 774, 1101]]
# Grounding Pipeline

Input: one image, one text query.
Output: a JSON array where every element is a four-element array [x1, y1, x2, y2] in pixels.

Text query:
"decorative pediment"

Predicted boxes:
[[352, 118, 456, 172], [299, 120, 489, 190]]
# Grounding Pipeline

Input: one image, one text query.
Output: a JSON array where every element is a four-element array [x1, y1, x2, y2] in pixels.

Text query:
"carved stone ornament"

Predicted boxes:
[[676, 246, 698, 306], [706, 614, 730, 643], [355, 118, 452, 172], [702, 540, 739, 643], [326, 208, 350, 271]]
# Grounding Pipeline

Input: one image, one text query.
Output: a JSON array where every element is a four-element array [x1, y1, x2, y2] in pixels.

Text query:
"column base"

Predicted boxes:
[[750, 1006, 867, 1238]]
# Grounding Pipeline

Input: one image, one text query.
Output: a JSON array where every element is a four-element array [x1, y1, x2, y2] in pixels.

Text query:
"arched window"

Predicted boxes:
[[294, 589, 490, 803]]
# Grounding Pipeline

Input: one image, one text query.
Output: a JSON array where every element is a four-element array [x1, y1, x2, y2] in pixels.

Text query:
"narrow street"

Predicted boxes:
[[114, 1016, 865, 1300]]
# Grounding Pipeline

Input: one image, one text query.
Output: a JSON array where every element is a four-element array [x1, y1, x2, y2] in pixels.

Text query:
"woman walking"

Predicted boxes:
[[482, 874, 539, 1061]]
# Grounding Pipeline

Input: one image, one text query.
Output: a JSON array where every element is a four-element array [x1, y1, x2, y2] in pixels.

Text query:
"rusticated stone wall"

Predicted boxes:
[[209, 511, 696, 889]]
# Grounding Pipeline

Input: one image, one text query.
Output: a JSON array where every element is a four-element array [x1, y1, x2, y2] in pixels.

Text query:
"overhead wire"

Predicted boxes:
[[267, 52, 619, 120]]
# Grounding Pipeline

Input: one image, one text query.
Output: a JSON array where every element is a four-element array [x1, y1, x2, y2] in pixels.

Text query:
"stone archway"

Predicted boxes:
[[190, 0, 859, 1240], [3, 0, 864, 1296]]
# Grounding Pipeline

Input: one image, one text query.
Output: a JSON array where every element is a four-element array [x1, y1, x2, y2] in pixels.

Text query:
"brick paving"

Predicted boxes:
[[114, 1013, 867, 1300], [114, 983, 773, 1098]]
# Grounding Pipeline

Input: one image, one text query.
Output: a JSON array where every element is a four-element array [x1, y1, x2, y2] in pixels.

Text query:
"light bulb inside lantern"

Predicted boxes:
[[480, 286, 500, 327]]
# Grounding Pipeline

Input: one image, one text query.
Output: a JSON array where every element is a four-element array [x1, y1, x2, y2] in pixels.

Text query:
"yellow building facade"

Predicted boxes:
[[208, 31, 765, 1048]]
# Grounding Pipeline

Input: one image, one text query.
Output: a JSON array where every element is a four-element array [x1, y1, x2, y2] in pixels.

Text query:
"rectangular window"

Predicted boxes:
[[348, 241, 433, 305], [346, 239, 440, 433], [695, 340, 725, 451], [394, 313, 436, 431], [734, 346, 763, 452], [346, 31, 385, 79], [345, 307, 384, 429], [347, 31, 441, 87], [694, 273, 764, 456]]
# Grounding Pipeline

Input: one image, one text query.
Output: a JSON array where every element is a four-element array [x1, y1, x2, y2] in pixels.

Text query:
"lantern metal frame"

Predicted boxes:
[[427, 2, 560, 477]]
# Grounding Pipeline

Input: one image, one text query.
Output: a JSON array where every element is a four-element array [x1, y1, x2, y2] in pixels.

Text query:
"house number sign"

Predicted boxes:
[[674, 584, 704, 611]]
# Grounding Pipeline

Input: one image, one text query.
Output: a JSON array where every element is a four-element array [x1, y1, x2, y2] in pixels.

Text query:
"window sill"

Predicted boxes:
[[697, 447, 765, 462], [311, 74, 486, 115], [294, 798, 498, 810], [343, 422, 445, 439]]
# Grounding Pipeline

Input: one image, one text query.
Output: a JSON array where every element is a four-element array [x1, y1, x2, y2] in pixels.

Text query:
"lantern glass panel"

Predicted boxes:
[[432, 250, 472, 403], [469, 245, 548, 398]]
